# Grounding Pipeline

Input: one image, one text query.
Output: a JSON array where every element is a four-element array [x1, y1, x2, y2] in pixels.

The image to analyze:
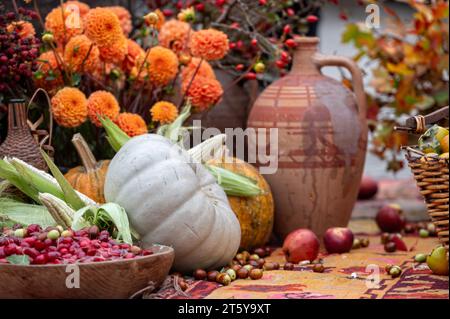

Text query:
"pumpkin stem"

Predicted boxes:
[[72, 133, 97, 172]]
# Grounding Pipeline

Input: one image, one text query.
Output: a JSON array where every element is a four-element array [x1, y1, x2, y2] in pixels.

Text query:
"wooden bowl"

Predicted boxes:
[[0, 244, 174, 299]]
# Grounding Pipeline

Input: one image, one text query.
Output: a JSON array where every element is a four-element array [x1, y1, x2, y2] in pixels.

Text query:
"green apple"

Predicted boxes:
[[426, 246, 449, 276]]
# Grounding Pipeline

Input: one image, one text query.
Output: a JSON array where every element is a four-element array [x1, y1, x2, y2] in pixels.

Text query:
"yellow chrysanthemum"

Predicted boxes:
[[62, 1, 90, 17], [34, 51, 64, 94], [64, 35, 100, 73], [51, 87, 88, 128], [7, 21, 35, 39], [181, 57, 216, 83], [106, 6, 132, 36], [150, 101, 179, 124], [182, 76, 223, 112], [87, 91, 120, 127], [115, 113, 148, 137], [84, 8, 123, 46], [136, 46, 179, 86], [158, 20, 191, 54], [189, 29, 229, 61], [45, 6, 84, 45], [98, 35, 128, 65]]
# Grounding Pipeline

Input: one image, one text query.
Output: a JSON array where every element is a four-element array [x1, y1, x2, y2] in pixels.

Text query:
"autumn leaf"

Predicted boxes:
[[387, 62, 414, 76]]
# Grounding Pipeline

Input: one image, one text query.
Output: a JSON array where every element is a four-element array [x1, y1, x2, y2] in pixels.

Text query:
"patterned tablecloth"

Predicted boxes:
[[157, 220, 448, 299]]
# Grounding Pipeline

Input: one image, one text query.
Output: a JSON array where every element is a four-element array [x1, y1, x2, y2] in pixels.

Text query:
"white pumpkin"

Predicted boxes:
[[104, 134, 241, 273]]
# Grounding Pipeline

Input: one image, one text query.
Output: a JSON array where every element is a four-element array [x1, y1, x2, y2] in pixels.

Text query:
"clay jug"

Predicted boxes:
[[247, 37, 368, 240]]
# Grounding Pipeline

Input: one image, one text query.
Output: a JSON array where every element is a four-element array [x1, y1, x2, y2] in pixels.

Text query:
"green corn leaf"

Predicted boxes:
[[72, 203, 134, 244], [100, 116, 131, 152], [0, 198, 56, 228], [6, 255, 30, 265], [205, 164, 262, 197], [7, 158, 64, 202], [40, 150, 85, 210]]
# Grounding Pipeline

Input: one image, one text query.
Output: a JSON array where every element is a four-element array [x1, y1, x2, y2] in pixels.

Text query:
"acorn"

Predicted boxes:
[[237, 268, 249, 279], [313, 264, 325, 273], [360, 238, 370, 248], [389, 266, 402, 278], [254, 248, 266, 258], [207, 270, 219, 282], [216, 273, 232, 286], [193, 269, 207, 280], [352, 238, 361, 249], [249, 268, 264, 280], [243, 265, 254, 272], [385, 264, 394, 273], [226, 269, 237, 281], [384, 242, 397, 253], [284, 262, 295, 271]]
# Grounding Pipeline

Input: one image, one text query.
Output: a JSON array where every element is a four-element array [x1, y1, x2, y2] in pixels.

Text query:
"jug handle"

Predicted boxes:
[[312, 54, 367, 123]]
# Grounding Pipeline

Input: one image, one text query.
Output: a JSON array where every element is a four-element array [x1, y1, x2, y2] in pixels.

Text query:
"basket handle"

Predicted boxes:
[[26, 88, 54, 151], [395, 106, 449, 134]]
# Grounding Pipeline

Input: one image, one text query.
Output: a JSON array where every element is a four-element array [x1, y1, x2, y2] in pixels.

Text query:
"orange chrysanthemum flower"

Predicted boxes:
[[87, 91, 120, 127], [115, 113, 148, 137], [122, 39, 144, 73], [150, 101, 179, 124], [7, 21, 35, 39], [182, 76, 223, 112], [158, 20, 191, 54], [98, 35, 128, 65], [136, 46, 179, 86], [155, 9, 166, 31], [106, 6, 132, 36], [189, 29, 229, 61], [34, 51, 64, 93], [181, 58, 216, 83], [62, 1, 90, 17], [45, 6, 84, 45], [84, 8, 123, 46], [51, 87, 88, 128], [64, 35, 100, 73]]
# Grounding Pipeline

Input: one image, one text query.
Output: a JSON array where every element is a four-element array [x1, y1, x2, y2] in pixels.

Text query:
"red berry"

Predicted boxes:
[[4, 243, 17, 256], [195, 3, 205, 11], [244, 72, 257, 80], [235, 64, 245, 71], [286, 8, 295, 16], [306, 15, 319, 23], [33, 254, 47, 265], [283, 25, 292, 34], [339, 12, 348, 21], [229, 42, 236, 49], [258, 0, 267, 5], [276, 60, 286, 69], [251, 38, 258, 47], [280, 51, 290, 62], [285, 39, 297, 48]]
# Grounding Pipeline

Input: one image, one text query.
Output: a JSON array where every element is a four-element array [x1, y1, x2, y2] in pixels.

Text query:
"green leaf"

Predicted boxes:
[[71, 73, 81, 86], [40, 151, 85, 210], [0, 198, 56, 228], [6, 255, 30, 265], [100, 116, 131, 152], [97, 203, 133, 244], [72, 204, 134, 244]]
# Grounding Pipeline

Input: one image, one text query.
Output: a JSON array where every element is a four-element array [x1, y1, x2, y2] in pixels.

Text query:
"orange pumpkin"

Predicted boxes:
[[65, 134, 110, 203], [209, 157, 274, 251]]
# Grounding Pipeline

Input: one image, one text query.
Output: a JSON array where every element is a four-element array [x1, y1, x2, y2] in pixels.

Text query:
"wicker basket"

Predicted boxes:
[[405, 148, 449, 250], [0, 99, 47, 170]]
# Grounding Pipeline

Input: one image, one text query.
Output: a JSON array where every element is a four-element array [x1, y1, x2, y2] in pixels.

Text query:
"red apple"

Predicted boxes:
[[323, 227, 354, 254], [358, 176, 379, 200], [282, 229, 320, 263], [376, 204, 406, 233]]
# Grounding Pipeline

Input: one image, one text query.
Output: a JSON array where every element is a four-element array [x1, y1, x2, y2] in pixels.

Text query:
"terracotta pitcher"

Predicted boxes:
[[247, 37, 368, 239]]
